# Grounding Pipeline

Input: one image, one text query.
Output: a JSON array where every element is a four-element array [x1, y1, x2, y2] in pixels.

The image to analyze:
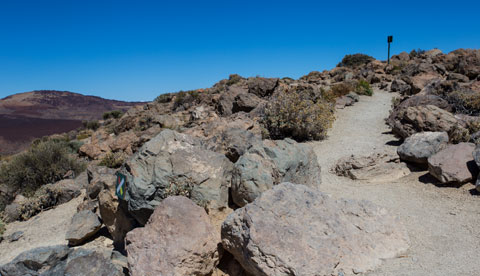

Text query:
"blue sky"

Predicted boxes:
[[0, 0, 479, 101]]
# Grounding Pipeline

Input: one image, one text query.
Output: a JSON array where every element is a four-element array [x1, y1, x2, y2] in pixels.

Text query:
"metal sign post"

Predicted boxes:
[[387, 36, 393, 65]]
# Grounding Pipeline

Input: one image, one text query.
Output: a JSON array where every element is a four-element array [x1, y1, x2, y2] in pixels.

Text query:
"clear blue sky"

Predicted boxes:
[[0, 0, 479, 101]]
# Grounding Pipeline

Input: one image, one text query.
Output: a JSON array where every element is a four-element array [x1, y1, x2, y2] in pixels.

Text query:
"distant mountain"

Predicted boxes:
[[0, 90, 143, 154]]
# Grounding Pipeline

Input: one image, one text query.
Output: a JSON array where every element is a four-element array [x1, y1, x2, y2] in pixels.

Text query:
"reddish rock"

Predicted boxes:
[[428, 143, 478, 183]]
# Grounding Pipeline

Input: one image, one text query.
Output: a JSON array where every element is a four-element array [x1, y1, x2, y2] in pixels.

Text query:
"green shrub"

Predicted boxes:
[[226, 74, 243, 85], [330, 83, 354, 98], [102, 110, 123, 120], [409, 49, 426, 58], [99, 152, 125, 168], [82, 120, 100, 130], [356, 80, 373, 96], [0, 140, 86, 196], [337, 54, 374, 68], [0, 218, 5, 236], [173, 90, 201, 110], [155, 93, 174, 103], [76, 132, 91, 140], [263, 89, 335, 141]]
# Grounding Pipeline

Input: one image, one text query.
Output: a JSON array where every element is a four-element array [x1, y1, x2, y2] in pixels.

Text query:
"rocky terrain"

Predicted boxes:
[[0, 48, 479, 275], [0, 90, 142, 154]]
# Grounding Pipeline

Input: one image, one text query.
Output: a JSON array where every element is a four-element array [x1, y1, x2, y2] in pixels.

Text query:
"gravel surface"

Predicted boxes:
[[311, 89, 480, 276]]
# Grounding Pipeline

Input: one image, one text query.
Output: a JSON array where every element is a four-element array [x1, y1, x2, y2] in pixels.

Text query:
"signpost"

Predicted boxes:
[[115, 172, 127, 200], [387, 36, 393, 65]]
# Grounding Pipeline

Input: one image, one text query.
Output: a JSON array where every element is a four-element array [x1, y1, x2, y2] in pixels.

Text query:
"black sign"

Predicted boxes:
[[388, 36, 393, 43]]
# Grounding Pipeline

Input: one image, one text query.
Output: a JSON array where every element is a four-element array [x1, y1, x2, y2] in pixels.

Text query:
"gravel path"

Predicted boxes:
[[311, 89, 480, 276]]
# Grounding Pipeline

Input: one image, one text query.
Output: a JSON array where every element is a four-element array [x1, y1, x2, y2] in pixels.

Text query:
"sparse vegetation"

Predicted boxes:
[[337, 54, 374, 68], [99, 152, 125, 168], [330, 82, 355, 97], [82, 120, 100, 130], [173, 90, 201, 110], [0, 139, 86, 196], [102, 110, 123, 120], [442, 90, 480, 116], [155, 93, 174, 103], [263, 89, 335, 141], [356, 80, 373, 96], [226, 74, 243, 85], [409, 48, 427, 58], [0, 218, 5, 236]]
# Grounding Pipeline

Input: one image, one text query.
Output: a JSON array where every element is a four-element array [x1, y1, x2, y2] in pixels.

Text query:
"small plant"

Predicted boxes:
[[102, 110, 123, 120], [337, 53, 374, 68], [0, 218, 5, 237], [82, 120, 100, 130], [330, 82, 355, 98], [263, 89, 335, 141], [356, 80, 373, 96], [155, 93, 174, 103], [172, 90, 201, 110], [226, 74, 243, 85], [76, 132, 91, 140], [409, 49, 427, 58], [99, 152, 125, 168]]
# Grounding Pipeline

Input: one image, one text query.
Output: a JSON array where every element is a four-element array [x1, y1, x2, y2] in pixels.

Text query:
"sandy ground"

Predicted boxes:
[[311, 89, 480, 276], [0, 193, 84, 265]]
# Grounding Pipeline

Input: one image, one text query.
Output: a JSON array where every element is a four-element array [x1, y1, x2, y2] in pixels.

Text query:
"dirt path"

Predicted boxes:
[[311, 89, 480, 276]]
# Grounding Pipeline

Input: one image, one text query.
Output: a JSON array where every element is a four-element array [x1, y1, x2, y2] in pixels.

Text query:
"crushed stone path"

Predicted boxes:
[[311, 89, 480, 276]]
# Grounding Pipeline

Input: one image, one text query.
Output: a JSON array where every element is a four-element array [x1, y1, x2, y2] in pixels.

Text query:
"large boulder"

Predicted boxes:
[[222, 183, 409, 276], [124, 129, 234, 224], [126, 196, 219, 276], [428, 143, 478, 183], [205, 128, 263, 163], [397, 132, 449, 164], [247, 77, 278, 97], [390, 105, 462, 139], [65, 210, 102, 246], [0, 246, 124, 276], [391, 78, 411, 94], [409, 73, 441, 94], [231, 138, 321, 207]]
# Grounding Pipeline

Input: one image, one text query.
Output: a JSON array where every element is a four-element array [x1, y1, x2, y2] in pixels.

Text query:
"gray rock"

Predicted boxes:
[[247, 77, 278, 97], [428, 143, 478, 183], [222, 183, 409, 276], [0, 246, 124, 276], [126, 196, 219, 276], [125, 129, 233, 224], [233, 93, 264, 113], [397, 132, 449, 164], [447, 72, 469, 82], [7, 231, 23, 242], [205, 128, 262, 163], [391, 79, 411, 94], [231, 138, 321, 207], [65, 210, 102, 246]]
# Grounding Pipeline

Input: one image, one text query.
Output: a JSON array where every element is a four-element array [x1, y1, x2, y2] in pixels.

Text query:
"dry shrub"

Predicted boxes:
[[0, 139, 85, 196], [263, 89, 335, 141], [337, 53, 374, 68], [330, 83, 354, 97], [445, 90, 480, 115], [99, 152, 125, 168]]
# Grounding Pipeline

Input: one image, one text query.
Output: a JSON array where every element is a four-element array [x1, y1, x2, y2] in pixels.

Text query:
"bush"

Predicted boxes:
[[444, 90, 480, 116], [82, 120, 100, 130], [0, 140, 86, 196], [356, 80, 373, 96], [0, 218, 5, 236], [263, 89, 335, 141], [337, 54, 374, 68], [155, 93, 174, 103], [99, 152, 125, 168], [102, 110, 123, 120], [226, 74, 243, 85], [173, 90, 201, 110], [330, 83, 355, 98], [409, 49, 426, 58]]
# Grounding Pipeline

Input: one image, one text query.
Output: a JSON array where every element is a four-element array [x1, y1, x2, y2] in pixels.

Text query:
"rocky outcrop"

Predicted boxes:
[[65, 210, 102, 246], [332, 152, 410, 183], [124, 129, 234, 224], [231, 138, 321, 207], [391, 78, 411, 94], [428, 143, 478, 183], [222, 183, 409, 276], [397, 132, 449, 164], [126, 196, 219, 276]]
